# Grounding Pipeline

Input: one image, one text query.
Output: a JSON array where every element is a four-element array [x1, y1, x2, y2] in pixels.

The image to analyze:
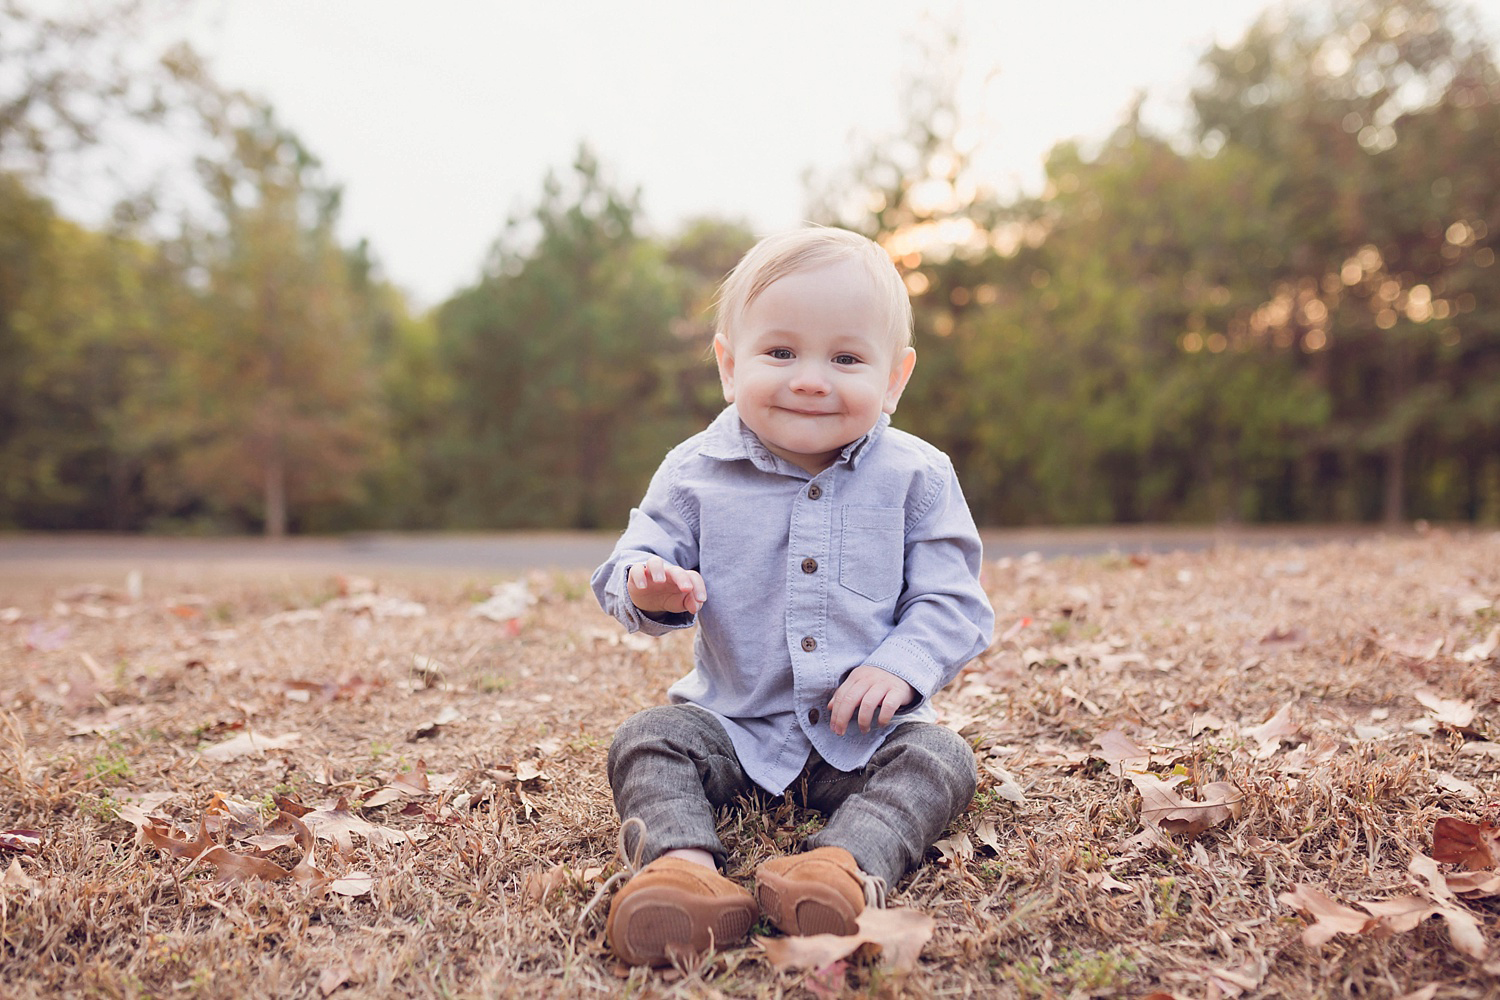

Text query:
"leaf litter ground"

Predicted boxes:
[[3, 530, 1500, 998]]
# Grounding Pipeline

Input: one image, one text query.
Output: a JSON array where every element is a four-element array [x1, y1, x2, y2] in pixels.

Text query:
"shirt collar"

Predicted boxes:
[[698, 405, 889, 474]]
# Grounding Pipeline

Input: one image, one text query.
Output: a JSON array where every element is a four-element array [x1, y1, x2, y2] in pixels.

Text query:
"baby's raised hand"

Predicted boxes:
[[827, 665, 915, 736], [628, 556, 707, 615]]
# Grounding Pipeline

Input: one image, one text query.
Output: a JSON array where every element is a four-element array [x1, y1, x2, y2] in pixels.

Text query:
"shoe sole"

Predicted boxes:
[[756, 875, 860, 936], [611, 885, 757, 967]]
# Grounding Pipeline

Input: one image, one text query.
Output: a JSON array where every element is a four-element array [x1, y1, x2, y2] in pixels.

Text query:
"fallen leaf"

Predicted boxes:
[[329, 872, 374, 897], [0, 830, 42, 853], [1431, 817, 1500, 870], [303, 797, 408, 853], [974, 819, 1003, 854], [933, 832, 973, 864], [1126, 774, 1242, 837], [1245, 703, 1300, 757], [758, 906, 934, 976], [1394, 986, 1440, 1000], [1093, 729, 1150, 775], [2, 858, 38, 889], [522, 864, 571, 905], [193, 845, 293, 885], [200, 730, 302, 761], [470, 580, 534, 622], [1258, 626, 1307, 649], [318, 965, 353, 996], [1084, 871, 1132, 893], [515, 759, 549, 783], [204, 792, 265, 840], [1435, 774, 1481, 801], [1414, 690, 1477, 731], [1380, 634, 1444, 662], [1278, 884, 1376, 947], [1456, 626, 1500, 663]]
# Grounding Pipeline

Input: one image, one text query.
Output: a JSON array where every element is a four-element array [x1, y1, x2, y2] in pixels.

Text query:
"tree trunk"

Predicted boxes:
[[264, 444, 288, 537], [1382, 437, 1406, 526]]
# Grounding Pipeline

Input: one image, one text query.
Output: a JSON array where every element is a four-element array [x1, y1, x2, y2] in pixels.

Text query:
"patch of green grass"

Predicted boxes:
[[78, 792, 120, 821], [477, 673, 512, 693], [1011, 947, 1138, 996], [86, 743, 132, 783]]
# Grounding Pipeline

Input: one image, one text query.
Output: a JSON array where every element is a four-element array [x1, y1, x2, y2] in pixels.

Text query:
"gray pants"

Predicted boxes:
[[607, 704, 978, 887]]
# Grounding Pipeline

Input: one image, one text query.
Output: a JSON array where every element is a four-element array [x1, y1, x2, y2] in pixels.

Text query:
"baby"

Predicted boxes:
[[591, 225, 994, 966]]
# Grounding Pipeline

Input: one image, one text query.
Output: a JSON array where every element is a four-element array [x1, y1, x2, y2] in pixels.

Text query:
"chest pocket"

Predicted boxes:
[[839, 505, 905, 602]]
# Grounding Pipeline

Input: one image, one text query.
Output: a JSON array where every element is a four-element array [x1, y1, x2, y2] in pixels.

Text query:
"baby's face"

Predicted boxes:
[[714, 257, 916, 475]]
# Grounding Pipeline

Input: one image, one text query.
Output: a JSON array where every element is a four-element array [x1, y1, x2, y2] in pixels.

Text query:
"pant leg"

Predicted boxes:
[[607, 704, 756, 866], [800, 721, 978, 887]]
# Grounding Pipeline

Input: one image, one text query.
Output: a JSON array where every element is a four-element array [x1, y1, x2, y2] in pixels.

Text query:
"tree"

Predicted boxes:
[[438, 147, 692, 529], [151, 100, 385, 536], [1192, 0, 1500, 522]]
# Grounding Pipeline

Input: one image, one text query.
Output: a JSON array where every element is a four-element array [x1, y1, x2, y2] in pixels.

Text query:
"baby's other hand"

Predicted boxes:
[[628, 556, 706, 615], [827, 665, 915, 736]]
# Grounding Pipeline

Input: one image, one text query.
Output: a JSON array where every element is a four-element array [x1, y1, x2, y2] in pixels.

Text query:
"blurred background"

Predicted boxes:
[[1, 0, 1496, 537]]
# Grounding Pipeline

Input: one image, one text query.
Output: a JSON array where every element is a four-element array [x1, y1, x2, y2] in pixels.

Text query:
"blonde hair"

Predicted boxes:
[[714, 226, 913, 348]]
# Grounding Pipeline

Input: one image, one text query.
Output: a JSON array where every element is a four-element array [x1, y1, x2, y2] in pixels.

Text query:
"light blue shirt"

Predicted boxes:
[[592, 405, 994, 795]]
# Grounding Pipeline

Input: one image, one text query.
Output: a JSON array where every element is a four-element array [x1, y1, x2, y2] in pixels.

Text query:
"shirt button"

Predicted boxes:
[[808, 708, 821, 725], [807, 484, 822, 500], [801, 557, 818, 574], [801, 636, 817, 652]]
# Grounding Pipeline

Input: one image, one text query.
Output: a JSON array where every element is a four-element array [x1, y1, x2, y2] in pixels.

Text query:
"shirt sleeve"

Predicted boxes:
[[860, 463, 994, 703], [590, 453, 701, 636]]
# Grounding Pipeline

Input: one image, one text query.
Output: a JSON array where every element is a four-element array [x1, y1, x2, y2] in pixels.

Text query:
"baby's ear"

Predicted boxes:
[[883, 347, 917, 414], [713, 333, 736, 402]]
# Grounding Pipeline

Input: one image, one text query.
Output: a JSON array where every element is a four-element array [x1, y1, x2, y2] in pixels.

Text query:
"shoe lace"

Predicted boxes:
[[859, 870, 888, 910], [578, 816, 647, 926]]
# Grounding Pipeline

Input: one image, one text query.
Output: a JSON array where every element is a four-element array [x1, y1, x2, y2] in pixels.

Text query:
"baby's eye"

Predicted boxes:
[[768, 348, 794, 360], [833, 353, 861, 366]]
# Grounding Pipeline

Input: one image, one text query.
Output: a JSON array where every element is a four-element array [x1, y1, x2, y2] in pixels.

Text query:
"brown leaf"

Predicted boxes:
[[2, 858, 38, 889], [303, 797, 408, 853], [329, 872, 374, 896], [980, 760, 1026, 803], [1093, 729, 1150, 775], [0, 829, 42, 854], [194, 845, 291, 885], [1278, 884, 1374, 947], [1414, 690, 1477, 731], [1084, 871, 1132, 893], [757, 906, 934, 976], [318, 965, 353, 997], [1443, 870, 1500, 897], [1394, 987, 1440, 1000], [1431, 817, 1500, 870], [204, 792, 264, 840], [138, 814, 215, 860], [200, 730, 302, 761], [1154, 780, 1244, 837], [1245, 703, 1299, 757], [522, 864, 571, 906]]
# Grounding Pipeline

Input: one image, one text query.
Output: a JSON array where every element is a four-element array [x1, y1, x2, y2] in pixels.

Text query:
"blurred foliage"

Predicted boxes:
[[0, 0, 1496, 533]]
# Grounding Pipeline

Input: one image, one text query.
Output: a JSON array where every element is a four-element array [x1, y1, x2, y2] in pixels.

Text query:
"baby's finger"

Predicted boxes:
[[857, 693, 879, 734], [647, 556, 668, 584]]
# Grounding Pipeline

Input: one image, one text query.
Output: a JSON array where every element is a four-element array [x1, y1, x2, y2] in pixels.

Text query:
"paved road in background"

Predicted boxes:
[[0, 525, 1401, 577]]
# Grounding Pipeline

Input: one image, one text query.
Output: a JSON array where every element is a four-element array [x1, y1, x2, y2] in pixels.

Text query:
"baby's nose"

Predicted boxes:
[[789, 365, 831, 393]]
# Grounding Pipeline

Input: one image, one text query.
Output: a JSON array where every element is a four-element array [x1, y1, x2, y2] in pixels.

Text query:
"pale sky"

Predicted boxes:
[[105, 1, 1354, 307]]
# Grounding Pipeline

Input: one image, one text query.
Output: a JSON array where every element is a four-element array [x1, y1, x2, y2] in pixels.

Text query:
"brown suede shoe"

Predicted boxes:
[[755, 847, 885, 937], [605, 857, 759, 967]]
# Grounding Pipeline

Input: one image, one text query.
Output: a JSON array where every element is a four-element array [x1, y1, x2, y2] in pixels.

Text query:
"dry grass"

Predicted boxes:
[[2, 530, 1500, 998]]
